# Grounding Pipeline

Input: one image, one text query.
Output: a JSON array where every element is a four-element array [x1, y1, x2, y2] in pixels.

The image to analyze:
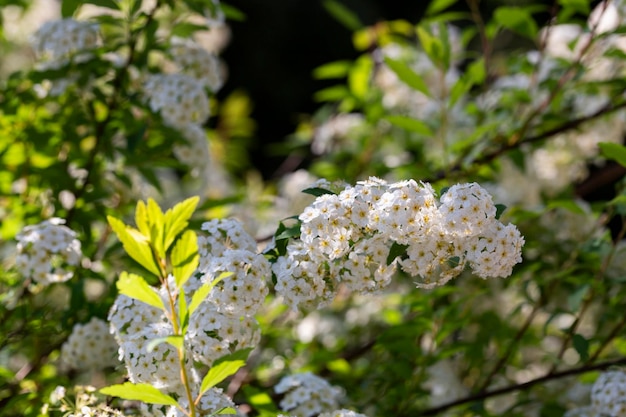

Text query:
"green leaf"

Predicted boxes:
[[188, 272, 233, 318], [61, 0, 81, 17], [172, 230, 199, 289], [383, 57, 431, 97], [313, 60, 352, 79], [212, 407, 237, 415], [572, 333, 589, 362], [302, 187, 335, 197], [387, 242, 409, 265], [117, 272, 165, 311], [495, 204, 507, 220], [314, 85, 350, 102], [348, 55, 373, 99], [171, 22, 209, 38], [221, 3, 246, 21], [322, 0, 363, 31], [199, 348, 252, 396], [385, 115, 433, 135], [163, 196, 200, 252], [598, 142, 626, 167], [493, 6, 539, 39], [568, 284, 589, 311], [146, 335, 184, 352], [135, 200, 150, 237], [147, 199, 166, 259], [100, 383, 178, 406], [426, 0, 457, 16], [417, 24, 449, 70], [107, 216, 161, 276]]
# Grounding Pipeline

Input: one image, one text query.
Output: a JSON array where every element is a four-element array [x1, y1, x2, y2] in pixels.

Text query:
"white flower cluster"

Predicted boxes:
[[60, 317, 119, 371], [143, 74, 210, 129], [274, 372, 343, 417], [108, 293, 198, 395], [46, 385, 127, 417], [15, 218, 82, 285], [31, 18, 99, 69], [274, 178, 524, 310], [565, 369, 626, 417], [319, 411, 369, 417], [170, 37, 224, 92]]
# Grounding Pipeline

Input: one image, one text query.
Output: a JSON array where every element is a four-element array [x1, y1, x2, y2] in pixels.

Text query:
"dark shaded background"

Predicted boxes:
[[220, 0, 433, 178]]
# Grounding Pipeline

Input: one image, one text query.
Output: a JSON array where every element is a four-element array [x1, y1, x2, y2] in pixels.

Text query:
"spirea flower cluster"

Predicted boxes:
[[15, 218, 82, 285], [60, 317, 119, 371], [143, 73, 210, 129], [274, 178, 524, 310], [274, 372, 343, 417], [31, 18, 99, 69], [169, 37, 224, 92]]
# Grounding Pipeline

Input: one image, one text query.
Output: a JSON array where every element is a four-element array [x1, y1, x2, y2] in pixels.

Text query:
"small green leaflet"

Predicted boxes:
[[322, 0, 363, 31], [100, 382, 178, 406], [117, 271, 165, 311], [199, 348, 252, 397], [385, 115, 433, 136]]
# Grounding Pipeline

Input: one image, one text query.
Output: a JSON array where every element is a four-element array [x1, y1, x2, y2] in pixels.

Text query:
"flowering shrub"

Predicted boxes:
[[1, 0, 626, 417]]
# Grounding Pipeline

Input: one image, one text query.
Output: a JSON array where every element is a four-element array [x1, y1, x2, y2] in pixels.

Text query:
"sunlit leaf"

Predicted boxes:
[[117, 272, 165, 310], [100, 383, 178, 406], [107, 216, 161, 276], [163, 196, 200, 252], [171, 230, 199, 289], [199, 348, 252, 396], [146, 335, 184, 352], [188, 272, 233, 317], [383, 57, 431, 97]]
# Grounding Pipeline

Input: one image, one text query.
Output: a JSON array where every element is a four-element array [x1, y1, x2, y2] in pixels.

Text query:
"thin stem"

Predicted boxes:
[[466, 0, 491, 75]]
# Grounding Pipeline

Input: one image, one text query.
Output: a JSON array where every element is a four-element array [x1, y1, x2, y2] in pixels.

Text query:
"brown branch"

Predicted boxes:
[[419, 356, 626, 416], [425, 98, 626, 182]]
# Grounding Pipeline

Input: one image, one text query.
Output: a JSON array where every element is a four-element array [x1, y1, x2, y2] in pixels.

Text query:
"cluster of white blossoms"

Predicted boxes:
[[45, 385, 127, 417], [143, 73, 210, 130], [60, 317, 119, 371], [565, 369, 626, 417], [274, 178, 524, 310], [15, 218, 82, 285], [31, 18, 99, 69], [169, 37, 224, 93], [274, 372, 343, 417]]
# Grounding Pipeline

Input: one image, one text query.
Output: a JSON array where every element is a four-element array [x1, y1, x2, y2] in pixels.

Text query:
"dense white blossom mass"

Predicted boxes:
[[274, 178, 524, 310]]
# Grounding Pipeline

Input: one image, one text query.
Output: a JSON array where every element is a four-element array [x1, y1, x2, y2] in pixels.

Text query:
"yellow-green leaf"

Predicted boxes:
[[384, 57, 431, 97], [172, 230, 199, 289], [117, 272, 165, 311], [135, 200, 150, 237], [107, 216, 161, 276], [100, 382, 178, 406], [164, 196, 200, 252], [147, 198, 166, 259], [199, 348, 252, 396]]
